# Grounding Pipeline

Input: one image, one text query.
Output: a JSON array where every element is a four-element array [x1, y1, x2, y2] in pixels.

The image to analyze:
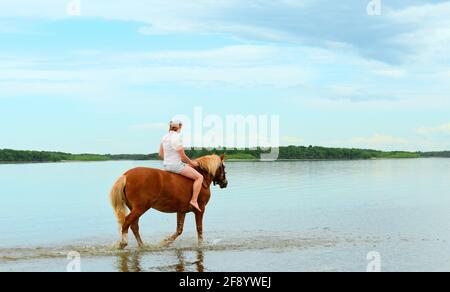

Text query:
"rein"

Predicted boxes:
[[195, 165, 214, 189]]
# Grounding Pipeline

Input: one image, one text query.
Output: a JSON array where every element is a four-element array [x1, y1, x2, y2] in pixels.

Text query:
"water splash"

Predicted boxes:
[[0, 230, 381, 263]]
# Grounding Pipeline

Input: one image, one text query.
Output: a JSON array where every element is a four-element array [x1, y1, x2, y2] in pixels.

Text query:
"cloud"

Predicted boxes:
[[0, 24, 23, 34], [328, 134, 409, 151], [1, 39, 448, 111], [351, 134, 408, 145], [372, 68, 407, 78], [388, 1, 450, 25], [2, 0, 447, 65], [111, 45, 284, 66], [387, 1, 450, 64], [0, 65, 311, 98], [417, 123, 450, 135], [0, 45, 315, 99], [1, 1, 449, 154], [129, 123, 167, 130], [281, 136, 305, 146], [328, 85, 365, 98], [0, 58, 39, 69]]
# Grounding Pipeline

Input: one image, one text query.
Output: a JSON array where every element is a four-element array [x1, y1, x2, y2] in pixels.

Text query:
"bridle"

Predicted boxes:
[[213, 163, 227, 187]]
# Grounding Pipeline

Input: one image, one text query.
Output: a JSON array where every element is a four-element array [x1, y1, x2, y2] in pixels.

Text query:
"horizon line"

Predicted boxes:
[[1, 146, 450, 156]]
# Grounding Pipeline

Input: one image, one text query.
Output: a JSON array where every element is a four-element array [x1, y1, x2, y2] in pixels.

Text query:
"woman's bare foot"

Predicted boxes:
[[190, 201, 202, 213]]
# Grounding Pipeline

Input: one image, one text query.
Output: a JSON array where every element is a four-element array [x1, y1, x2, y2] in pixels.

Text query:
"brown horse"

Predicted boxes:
[[110, 154, 228, 249]]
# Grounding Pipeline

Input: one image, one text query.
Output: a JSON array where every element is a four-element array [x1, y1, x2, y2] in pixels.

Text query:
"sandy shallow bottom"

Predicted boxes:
[[1, 229, 448, 272]]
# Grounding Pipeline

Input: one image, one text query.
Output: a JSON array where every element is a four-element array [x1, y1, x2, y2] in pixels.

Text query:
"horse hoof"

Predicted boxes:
[[116, 241, 128, 250], [160, 240, 173, 247]]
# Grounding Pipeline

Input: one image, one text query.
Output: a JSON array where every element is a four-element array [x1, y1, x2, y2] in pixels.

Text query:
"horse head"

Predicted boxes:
[[213, 154, 228, 189], [195, 154, 228, 189]]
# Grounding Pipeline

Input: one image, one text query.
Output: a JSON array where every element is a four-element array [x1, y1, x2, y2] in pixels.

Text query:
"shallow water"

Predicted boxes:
[[1, 159, 450, 272]]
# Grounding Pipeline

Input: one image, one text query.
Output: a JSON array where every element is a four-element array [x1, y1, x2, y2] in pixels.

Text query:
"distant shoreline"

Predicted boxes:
[[1, 147, 449, 164], [0, 157, 448, 165]]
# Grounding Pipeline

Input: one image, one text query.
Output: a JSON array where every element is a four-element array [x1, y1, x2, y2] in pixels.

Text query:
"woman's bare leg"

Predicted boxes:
[[180, 166, 203, 212]]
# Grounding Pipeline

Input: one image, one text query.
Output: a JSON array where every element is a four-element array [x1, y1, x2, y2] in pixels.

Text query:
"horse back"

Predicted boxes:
[[123, 167, 209, 213]]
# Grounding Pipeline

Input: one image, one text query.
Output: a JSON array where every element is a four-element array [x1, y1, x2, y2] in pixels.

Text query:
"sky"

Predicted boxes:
[[1, 0, 450, 154]]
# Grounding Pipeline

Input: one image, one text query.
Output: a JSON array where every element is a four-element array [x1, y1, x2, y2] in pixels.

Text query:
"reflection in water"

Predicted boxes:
[[118, 251, 142, 272], [197, 249, 205, 272], [175, 249, 185, 272], [117, 249, 204, 272]]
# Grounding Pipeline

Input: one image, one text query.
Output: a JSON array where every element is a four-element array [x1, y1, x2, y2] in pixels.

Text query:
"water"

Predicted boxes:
[[1, 159, 450, 272]]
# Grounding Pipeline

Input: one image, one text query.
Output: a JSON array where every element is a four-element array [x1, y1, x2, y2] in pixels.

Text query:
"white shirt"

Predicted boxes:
[[161, 131, 183, 165]]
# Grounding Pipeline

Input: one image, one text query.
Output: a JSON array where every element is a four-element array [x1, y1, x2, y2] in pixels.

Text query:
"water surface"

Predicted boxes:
[[1, 159, 450, 272]]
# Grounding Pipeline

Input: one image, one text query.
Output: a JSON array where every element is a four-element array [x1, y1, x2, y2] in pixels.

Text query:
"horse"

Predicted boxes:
[[109, 154, 228, 249]]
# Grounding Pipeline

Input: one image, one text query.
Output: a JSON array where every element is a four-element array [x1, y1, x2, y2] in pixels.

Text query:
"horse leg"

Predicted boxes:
[[130, 218, 144, 248], [162, 213, 186, 246], [118, 209, 145, 249], [195, 212, 204, 245]]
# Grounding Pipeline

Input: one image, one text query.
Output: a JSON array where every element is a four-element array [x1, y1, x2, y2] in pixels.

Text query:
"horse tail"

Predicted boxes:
[[110, 175, 128, 228]]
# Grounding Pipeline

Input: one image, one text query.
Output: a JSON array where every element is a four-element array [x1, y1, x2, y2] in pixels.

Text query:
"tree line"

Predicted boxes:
[[0, 149, 159, 162], [2, 147, 447, 163]]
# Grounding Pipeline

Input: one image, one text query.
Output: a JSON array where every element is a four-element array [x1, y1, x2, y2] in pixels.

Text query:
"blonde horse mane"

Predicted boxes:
[[195, 154, 222, 177]]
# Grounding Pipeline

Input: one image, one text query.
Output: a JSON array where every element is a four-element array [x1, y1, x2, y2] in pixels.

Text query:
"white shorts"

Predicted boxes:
[[164, 162, 187, 174]]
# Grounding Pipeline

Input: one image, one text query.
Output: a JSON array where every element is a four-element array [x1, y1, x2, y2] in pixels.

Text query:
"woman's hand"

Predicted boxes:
[[159, 144, 164, 160], [178, 148, 198, 167]]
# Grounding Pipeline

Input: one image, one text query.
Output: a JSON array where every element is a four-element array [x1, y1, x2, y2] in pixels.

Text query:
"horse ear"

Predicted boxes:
[[220, 154, 225, 161]]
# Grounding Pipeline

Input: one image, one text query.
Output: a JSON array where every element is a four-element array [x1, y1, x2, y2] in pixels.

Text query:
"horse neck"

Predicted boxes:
[[195, 166, 214, 189], [202, 176, 213, 189]]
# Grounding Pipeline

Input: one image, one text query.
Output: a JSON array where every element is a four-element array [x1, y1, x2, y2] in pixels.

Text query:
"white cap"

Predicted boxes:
[[169, 120, 183, 127]]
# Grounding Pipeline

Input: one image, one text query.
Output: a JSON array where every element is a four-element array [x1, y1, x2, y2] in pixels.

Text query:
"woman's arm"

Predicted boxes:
[[178, 148, 198, 167], [159, 144, 164, 160]]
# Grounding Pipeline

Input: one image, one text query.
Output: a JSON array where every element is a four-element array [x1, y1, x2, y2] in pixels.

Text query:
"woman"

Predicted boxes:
[[159, 120, 203, 212]]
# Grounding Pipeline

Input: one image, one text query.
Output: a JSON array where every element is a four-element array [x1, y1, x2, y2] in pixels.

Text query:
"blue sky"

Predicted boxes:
[[1, 0, 450, 153]]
